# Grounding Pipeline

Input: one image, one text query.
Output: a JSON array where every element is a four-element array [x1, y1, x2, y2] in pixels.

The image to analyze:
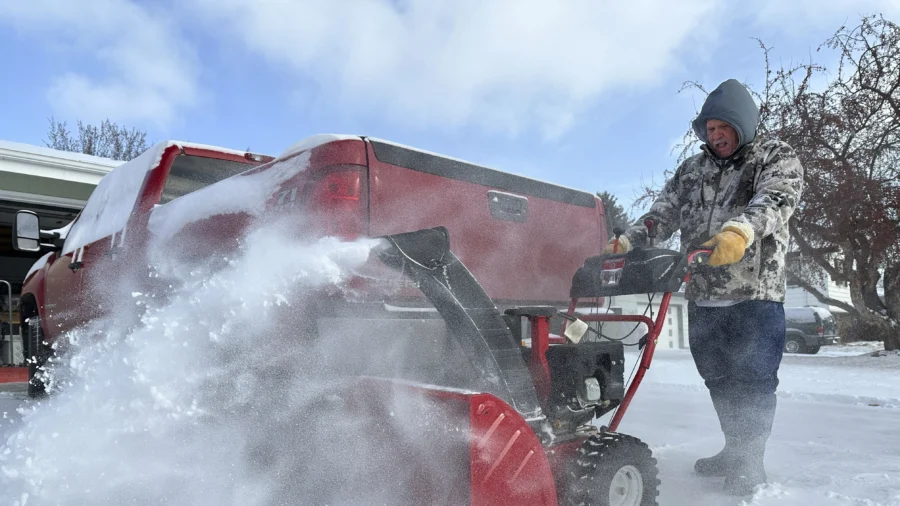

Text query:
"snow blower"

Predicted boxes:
[[320, 223, 711, 506]]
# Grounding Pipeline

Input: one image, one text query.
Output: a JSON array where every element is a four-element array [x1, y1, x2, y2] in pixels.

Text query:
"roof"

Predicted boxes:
[[0, 139, 123, 187], [0, 138, 262, 190], [0, 139, 122, 168]]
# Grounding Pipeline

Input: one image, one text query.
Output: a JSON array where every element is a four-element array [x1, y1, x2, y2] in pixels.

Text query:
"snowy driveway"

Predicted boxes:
[[617, 345, 900, 505], [1, 345, 898, 505]]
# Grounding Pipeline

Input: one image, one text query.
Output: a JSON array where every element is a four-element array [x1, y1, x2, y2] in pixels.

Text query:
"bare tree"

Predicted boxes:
[[639, 14, 900, 348], [44, 118, 149, 161], [794, 15, 900, 348]]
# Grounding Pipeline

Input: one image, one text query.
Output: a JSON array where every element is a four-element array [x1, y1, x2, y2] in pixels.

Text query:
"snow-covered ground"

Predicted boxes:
[[3, 342, 897, 505], [611, 342, 900, 505]]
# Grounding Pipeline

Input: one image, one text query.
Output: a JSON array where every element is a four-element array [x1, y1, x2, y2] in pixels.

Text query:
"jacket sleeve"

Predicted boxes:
[[625, 161, 685, 248], [726, 142, 804, 245]]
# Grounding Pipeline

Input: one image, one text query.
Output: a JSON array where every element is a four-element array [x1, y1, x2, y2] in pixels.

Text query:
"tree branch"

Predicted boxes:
[[789, 221, 847, 282]]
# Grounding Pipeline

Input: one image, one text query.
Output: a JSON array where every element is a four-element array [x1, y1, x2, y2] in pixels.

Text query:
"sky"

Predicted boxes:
[[1, 0, 899, 214]]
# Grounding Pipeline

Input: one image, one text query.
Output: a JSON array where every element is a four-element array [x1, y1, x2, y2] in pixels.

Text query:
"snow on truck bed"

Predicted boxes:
[[59, 135, 357, 254], [61, 140, 265, 256], [60, 133, 592, 259], [147, 150, 313, 241]]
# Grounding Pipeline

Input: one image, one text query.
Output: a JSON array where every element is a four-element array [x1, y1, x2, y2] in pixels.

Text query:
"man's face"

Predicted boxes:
[[706, 119, 739, 158]]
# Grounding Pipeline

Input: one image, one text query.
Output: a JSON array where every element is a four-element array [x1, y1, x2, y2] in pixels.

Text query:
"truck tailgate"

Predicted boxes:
[[365, 139, 604, 304]]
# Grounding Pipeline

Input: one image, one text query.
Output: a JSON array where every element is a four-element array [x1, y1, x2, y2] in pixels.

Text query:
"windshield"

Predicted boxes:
[[159, 155, 256, 204]]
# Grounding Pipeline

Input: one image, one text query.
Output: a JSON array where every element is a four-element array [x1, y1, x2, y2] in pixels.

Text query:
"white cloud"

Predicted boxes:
[[0, 1, 199, 128], [186, 0, 720, 139]]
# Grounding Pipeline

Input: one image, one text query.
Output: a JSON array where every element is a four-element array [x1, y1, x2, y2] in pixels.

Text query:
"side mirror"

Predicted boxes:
[[13, 211, 41, 252]]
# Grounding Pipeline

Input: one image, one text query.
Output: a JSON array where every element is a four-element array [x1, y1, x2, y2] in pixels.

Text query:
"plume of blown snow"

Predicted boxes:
[[0, 219, 469, 505]]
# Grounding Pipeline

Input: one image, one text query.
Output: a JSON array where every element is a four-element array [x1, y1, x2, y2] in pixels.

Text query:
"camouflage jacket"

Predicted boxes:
[[625, 137, 804, 302]]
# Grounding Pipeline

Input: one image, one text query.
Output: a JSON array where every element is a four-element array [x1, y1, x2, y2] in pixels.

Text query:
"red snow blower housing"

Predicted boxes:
[[356, 226, 711, 506]]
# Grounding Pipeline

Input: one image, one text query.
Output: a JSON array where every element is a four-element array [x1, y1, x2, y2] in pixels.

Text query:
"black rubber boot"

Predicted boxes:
[[723, 392, 775, 495], [694, 438, 739, 477], [695, 391, 739, 477], [724, 437, 768, 495]]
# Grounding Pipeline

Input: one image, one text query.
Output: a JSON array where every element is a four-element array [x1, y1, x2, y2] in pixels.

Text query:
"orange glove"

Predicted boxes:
[[603, 235, 632, 254], [701, 223, 753, 266]]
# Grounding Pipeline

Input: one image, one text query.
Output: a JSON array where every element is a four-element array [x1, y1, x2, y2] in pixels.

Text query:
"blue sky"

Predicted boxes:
[[1, 1, 897, 215]]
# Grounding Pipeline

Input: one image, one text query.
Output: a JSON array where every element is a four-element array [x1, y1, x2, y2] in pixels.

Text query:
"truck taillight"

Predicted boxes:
[[817, 325, 825, 336], [307, 166, 367, 240]]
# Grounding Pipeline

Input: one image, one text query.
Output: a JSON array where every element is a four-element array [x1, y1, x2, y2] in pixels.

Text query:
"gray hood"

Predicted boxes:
[[692, 79, 760, 151]]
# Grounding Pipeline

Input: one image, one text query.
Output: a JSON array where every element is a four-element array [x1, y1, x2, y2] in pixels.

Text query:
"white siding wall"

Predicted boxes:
[[785, 279, 851, 314], [785, 287, 819, 307], [827, 281, 852, 312]]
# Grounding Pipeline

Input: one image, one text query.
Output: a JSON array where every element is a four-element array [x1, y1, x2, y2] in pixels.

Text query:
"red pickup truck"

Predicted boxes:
[[14, 134, 607, 395]]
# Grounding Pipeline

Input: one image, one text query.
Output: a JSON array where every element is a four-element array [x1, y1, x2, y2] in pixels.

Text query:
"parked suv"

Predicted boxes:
[[784, 306, 839, 354]]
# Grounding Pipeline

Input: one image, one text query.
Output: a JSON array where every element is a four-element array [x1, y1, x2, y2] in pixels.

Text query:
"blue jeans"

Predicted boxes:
[[688, 301, 785, 440]]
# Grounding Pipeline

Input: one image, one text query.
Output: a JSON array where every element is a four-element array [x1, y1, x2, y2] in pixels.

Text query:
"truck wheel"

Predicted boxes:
[[784, 334, 805, 354], [26, 317, 50, 398], [805, 345, 821, 355], [565, 432, 659, 506]]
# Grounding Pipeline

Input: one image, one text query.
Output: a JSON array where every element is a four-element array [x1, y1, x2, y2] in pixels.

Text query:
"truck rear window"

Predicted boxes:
[[159, 155, 256, 204]]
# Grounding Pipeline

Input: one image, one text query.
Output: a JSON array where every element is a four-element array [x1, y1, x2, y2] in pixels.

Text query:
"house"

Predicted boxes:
[[0, 140, 120, 365], [785, 279, 852, 315]]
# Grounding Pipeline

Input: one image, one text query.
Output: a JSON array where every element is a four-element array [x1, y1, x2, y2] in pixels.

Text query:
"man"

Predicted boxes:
[[605, 79, 804, 495]]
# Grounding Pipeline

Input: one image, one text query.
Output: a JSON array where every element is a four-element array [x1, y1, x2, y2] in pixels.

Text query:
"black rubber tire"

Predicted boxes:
[[564, 432, 660, 506], [784, 334, 806, 354], [26, 317, 50, 398]]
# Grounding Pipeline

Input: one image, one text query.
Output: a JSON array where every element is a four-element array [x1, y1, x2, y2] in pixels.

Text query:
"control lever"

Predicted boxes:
[[644, 218, 656, 247], [610, 227, 626, 254]]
